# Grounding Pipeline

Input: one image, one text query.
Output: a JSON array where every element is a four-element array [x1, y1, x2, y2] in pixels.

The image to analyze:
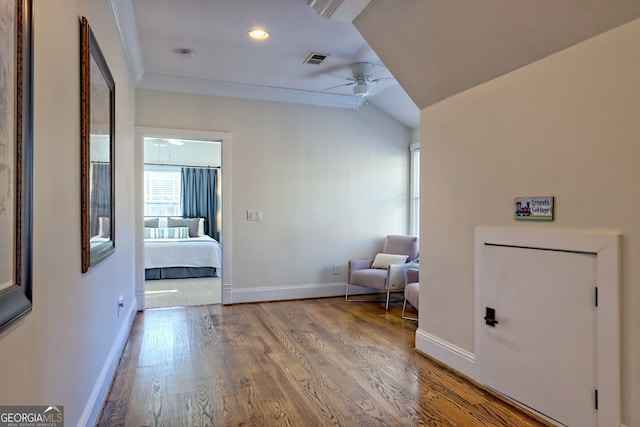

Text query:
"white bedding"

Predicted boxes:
[[144, 236, 221, 270]]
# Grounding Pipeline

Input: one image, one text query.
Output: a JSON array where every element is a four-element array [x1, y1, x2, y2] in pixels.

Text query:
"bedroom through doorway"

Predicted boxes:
[[142, 134, 223, 309]]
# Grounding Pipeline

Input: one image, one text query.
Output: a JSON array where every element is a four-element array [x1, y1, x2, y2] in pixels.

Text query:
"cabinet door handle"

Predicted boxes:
[[484, 307, 499, 327]]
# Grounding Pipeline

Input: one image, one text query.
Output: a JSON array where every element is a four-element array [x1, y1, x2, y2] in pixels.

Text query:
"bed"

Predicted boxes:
[[144, 217, 222, 280]]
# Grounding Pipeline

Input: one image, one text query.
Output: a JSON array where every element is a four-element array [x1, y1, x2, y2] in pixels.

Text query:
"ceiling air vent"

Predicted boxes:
[[307, 0, 372, 22], [307, 0, 343, 19], [304, 52, 330, 65]]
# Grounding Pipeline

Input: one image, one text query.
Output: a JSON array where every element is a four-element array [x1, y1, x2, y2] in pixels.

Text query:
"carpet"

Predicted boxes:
[[145, 276, 221, 309]]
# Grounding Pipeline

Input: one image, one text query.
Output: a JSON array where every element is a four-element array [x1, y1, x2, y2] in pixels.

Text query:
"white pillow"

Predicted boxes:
[[145, 226, 189, 239], [371, 253, 408, 269]]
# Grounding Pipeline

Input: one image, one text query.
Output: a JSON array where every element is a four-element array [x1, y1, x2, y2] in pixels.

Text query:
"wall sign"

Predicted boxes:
[[514, 197, 554, 221]]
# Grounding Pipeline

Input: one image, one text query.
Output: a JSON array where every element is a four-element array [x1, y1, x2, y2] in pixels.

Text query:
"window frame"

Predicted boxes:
[[143, 165, 183, 217], [409, 142, 420, 237]]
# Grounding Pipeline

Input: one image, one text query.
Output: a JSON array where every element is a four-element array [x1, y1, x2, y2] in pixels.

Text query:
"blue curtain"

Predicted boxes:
[[90, 162, 111, 236], [181, 167, 219, 241]]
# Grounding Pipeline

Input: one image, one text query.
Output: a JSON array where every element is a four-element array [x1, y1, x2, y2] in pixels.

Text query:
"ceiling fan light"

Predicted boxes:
[[353, 81, 368, 97]]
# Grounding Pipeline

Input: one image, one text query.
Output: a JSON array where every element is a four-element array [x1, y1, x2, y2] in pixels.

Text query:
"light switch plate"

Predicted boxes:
[[247, 210, 262, 221]]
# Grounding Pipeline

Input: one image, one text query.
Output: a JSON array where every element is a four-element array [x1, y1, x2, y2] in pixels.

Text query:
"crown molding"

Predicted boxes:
[[108, 0, 145, 83]]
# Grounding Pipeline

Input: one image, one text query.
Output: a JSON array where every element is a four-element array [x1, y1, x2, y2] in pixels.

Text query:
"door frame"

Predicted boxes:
[[474, 227, 619, 426], [135, 126, 233, 307]]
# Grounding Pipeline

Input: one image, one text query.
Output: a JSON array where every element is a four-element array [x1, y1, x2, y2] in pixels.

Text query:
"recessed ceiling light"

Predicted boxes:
[[248, 28, 269, 40]]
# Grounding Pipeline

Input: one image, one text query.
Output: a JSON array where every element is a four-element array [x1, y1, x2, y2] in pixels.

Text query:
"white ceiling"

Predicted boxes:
[[112, 0, 421, 129], [112, 0, 640, 133]]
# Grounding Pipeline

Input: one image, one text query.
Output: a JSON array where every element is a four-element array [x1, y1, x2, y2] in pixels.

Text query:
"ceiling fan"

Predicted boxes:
[[322, 62, 394, 99], [149, 138, 184, 147]]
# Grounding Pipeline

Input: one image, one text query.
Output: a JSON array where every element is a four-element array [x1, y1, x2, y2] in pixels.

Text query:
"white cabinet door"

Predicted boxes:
[[477, 245, 597, 426]]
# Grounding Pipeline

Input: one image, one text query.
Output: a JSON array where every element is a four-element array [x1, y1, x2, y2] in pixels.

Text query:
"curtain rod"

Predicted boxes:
[[144, 162, 220, 169]]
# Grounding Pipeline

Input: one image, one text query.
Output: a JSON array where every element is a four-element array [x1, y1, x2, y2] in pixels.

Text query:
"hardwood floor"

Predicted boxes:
[[98, 297, 548, 427]]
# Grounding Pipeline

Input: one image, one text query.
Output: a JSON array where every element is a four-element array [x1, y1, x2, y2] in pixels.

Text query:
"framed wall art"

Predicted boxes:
[[0, 0, 33, 332], [80, 16, 115, 272]]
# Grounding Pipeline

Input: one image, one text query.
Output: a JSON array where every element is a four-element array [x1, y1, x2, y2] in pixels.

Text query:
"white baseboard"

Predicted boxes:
[[78, 302, 136, 427], [222, 282, 232, 305], [230, 282, 357, 304], [135, 288, 145, 311], [415, 328, 476, 379]]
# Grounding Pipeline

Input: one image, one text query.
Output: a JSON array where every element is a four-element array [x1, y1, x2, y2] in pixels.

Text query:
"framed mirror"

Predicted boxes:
[[80, 17, 115, 272], [0, 0, 33, 332]]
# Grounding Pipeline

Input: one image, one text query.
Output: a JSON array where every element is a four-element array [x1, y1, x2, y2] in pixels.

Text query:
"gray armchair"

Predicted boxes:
[[346, 235, 419, 310], [402, 268, 419, 320]]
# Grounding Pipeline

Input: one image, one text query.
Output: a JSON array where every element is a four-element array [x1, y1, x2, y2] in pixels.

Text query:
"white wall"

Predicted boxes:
[[419, 18, 640, 426], [136, 89, 412, 300], [0, 1, 136, 425]]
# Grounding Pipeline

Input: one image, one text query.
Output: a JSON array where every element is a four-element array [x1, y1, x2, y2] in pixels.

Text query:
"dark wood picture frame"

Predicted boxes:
[[80, 16, 115, 272], [0, 0, 33, 332]]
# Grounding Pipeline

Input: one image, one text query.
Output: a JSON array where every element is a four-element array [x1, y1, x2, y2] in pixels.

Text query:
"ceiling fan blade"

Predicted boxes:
[[350, 61, 375, 77], [352, 44, 372, 62], [368, 77, 396, 83], [311, 65, 352, 78], [322, 82, 356, 91], [322, 72, 354, 80], [168, 139, 184, 146]]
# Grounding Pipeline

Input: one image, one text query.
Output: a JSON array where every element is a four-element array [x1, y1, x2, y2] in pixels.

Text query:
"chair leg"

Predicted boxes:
[[345, 284, 403, 307], [401, 298, 418, 321]]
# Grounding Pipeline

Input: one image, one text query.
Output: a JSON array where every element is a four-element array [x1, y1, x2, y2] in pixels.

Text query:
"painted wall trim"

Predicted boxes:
[[135, 127, 232, 307], [135, 288, 144, 311], [107, 0, 145, 82], [79, 302, 136, 426], [415, 328, 476, 379], [230, 282, 356, 304]]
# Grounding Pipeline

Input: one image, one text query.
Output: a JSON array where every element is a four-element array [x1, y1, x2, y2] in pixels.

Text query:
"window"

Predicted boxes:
[[144, 166, 181, 216], [409, 143, 420, 236]]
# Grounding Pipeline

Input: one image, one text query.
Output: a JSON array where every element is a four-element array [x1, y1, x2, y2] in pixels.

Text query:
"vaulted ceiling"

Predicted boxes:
[[355, 0, 640, 109]]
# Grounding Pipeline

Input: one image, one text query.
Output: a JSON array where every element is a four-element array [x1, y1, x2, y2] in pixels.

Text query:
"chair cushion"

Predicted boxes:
[[404, 282, 419, 310], [383, 235, 419, 261], [371, 253, 408, 269], [406, 268, 419, 284], [349, 269, 388, 291]]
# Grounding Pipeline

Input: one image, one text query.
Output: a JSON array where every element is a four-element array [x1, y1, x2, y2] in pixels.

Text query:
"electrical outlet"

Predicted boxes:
[[333, 264, 340, 275]]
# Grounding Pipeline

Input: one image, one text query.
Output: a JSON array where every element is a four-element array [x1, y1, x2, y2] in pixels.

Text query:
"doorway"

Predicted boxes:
[[135, 127, 232, 309]]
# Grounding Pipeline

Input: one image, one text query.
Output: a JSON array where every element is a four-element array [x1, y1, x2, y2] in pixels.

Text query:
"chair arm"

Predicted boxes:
[[406, 268, 419, 284], [387, 263, 411, 291], [347, 259, 373, 282]]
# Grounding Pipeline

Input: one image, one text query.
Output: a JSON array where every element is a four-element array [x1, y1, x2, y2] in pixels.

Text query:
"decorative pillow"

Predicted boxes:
[[371, 253, 408, 269], [144, 226, 189, 239], [144, 218, 159, 228], [99, 217, 110, 238], [167, 217, 200, 238]]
